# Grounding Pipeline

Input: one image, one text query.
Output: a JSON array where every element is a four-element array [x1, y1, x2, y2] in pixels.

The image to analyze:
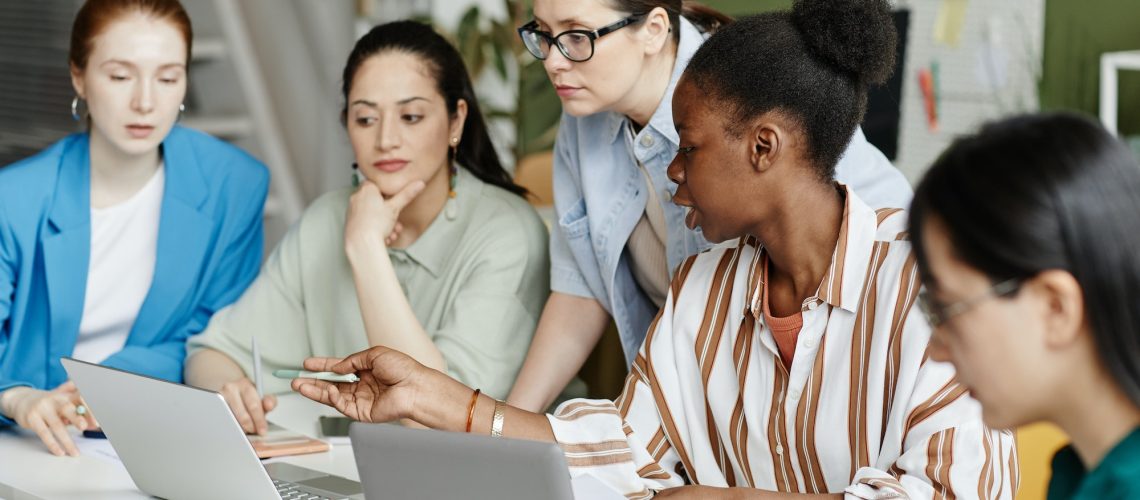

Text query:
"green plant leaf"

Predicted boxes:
[[491, 39, 509, 80]]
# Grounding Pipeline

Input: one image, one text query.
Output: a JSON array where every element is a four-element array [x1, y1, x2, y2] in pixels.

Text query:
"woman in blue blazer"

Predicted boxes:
[[0, 0, 267, 456]]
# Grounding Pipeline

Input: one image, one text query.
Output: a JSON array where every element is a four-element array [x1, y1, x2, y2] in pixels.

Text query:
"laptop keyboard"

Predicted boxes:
[[272, 478, 339, 500]]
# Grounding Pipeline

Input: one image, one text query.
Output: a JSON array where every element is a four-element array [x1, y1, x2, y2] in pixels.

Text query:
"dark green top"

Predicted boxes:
[[1048, 427, 1140, 499]]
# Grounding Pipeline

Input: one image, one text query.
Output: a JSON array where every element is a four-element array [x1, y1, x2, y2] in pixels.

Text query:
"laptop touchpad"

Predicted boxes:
[[264, 462, 328, 482], [298, 476, 364, 496]]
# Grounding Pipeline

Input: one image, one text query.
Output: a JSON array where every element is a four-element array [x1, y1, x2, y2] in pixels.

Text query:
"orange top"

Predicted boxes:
[[761, 262, 804, 371]]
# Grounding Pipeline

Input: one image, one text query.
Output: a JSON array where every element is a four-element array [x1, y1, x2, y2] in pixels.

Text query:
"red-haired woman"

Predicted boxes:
[[0, 0, 268, 456]]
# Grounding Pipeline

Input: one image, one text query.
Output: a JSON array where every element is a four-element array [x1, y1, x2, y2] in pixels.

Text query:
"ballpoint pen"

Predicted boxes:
[[272, 370, 360, 383], [252, 335, 263, 398]]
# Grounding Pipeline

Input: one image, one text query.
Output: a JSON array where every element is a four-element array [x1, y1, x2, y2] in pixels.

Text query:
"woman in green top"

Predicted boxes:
[[908, 113, 1140, 499], [184, 21, 549, 435]]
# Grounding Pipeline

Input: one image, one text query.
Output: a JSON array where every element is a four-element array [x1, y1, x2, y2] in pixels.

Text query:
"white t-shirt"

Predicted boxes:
[[72, 165, 165, 363]]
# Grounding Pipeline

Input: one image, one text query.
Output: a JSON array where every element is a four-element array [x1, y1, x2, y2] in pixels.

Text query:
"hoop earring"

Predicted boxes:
[[71, 96, 84, 122]]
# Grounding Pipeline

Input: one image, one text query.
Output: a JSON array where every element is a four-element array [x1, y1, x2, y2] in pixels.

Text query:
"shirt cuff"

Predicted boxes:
[[551, 264, 597, 301], [845, 467, 909, 499]]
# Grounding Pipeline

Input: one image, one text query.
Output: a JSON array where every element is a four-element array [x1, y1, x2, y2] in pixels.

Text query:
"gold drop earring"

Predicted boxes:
[[445, 136, 459, 220]]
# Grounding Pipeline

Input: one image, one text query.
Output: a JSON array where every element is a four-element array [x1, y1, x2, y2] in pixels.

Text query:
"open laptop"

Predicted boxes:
[[62, 357, 363, 500], [350, 422, 574, 500]]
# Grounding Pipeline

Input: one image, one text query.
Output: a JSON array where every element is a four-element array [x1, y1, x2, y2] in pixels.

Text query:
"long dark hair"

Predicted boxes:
[[608, 0, 732, 40], [341, 21, 526, 197], [681, 0, 896, 181], [908, 112, 1140, 409]]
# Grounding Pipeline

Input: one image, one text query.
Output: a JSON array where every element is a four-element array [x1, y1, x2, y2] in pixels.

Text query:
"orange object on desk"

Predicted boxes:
[[248, 429, 330, 459]]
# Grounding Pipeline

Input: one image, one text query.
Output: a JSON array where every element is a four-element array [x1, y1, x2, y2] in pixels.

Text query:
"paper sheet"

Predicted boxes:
[[76, 436, 126, 468]]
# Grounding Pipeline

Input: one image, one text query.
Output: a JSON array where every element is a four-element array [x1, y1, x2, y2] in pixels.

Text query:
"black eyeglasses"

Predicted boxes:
[[918, 278, 1022, 328], [517, 14, 646, 63]]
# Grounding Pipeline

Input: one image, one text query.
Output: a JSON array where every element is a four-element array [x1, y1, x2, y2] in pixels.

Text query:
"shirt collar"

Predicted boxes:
[[744, 184, 880, 317], [605, 16, 706, 146], [49, 126, 208, 232], [397, 166, 480, 278]]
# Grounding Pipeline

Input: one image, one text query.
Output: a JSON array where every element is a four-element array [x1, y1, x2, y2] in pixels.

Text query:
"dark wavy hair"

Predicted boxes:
[[909, 112, 1140, 409], [341, 21, 526, 197], [682, 0, 896, 181]]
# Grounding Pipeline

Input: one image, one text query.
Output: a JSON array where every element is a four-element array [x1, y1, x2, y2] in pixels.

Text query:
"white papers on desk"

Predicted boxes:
[[76, 436, 126, 468], [570, 473, 624, 500]]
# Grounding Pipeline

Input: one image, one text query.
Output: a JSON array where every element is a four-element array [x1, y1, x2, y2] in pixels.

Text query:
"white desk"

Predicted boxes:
[[0, 394, 358, 499]]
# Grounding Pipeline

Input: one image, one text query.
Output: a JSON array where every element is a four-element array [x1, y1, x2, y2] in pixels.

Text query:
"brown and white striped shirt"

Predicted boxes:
[[547, 187, 1018, 499]]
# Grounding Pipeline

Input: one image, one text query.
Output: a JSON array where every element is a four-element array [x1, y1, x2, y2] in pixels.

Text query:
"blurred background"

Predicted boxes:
[[1, 2, 1137, 497], [2, 0, 1138, 241]]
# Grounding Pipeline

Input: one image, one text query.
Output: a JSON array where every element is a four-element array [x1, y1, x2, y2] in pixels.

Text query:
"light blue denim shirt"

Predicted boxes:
[[550, 18, 914, 365]]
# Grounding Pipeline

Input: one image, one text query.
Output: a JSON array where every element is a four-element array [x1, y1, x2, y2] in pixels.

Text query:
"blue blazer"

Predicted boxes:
[[0, 126, 268, 424]]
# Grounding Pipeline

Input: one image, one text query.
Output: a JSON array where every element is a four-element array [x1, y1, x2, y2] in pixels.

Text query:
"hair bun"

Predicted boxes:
[[791, 0, 897, 86]]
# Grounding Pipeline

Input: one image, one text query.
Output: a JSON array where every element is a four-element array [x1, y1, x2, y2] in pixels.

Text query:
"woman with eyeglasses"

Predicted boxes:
[[291, 2, 1016, 497], [910, 113, 1140, 499], [507, 0, 915, 412]]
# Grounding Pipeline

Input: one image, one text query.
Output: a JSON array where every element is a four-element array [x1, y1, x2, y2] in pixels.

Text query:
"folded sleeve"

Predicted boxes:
[[546, 289, 689, 498]]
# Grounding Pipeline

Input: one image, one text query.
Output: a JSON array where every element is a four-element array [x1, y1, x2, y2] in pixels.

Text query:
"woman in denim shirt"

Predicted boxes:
[[508, 0, 914, 411]]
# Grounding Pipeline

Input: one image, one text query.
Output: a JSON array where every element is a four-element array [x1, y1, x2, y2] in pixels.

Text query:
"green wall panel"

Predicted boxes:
[[701, 0, 789, 16], [1040, 0, 1140, 135]]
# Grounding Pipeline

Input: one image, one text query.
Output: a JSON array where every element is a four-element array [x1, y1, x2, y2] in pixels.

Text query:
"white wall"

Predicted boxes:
[[238, 0, 357, 198], [893, 0, 1046, 182]]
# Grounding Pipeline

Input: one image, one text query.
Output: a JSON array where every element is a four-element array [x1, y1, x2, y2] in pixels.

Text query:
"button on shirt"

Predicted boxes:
[[627, 122, 671, 309], [550, 18, 916, 365]]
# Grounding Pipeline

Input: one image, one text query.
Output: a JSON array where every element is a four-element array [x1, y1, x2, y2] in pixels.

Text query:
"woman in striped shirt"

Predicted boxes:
[[291, 1, 1016, 498], [910, 113, 1140, 500]]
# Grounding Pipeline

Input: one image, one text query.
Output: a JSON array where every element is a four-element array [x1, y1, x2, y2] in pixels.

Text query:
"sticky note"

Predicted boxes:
[[933, 0, 969, 46]]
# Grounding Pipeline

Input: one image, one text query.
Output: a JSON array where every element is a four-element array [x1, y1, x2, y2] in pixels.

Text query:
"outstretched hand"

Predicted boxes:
[[290, 346, 422, 423]]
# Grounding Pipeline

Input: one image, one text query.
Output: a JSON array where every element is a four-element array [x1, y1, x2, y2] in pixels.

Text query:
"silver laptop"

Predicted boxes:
[[350, 422, 574, 500], [62, 357, 363, 500]]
